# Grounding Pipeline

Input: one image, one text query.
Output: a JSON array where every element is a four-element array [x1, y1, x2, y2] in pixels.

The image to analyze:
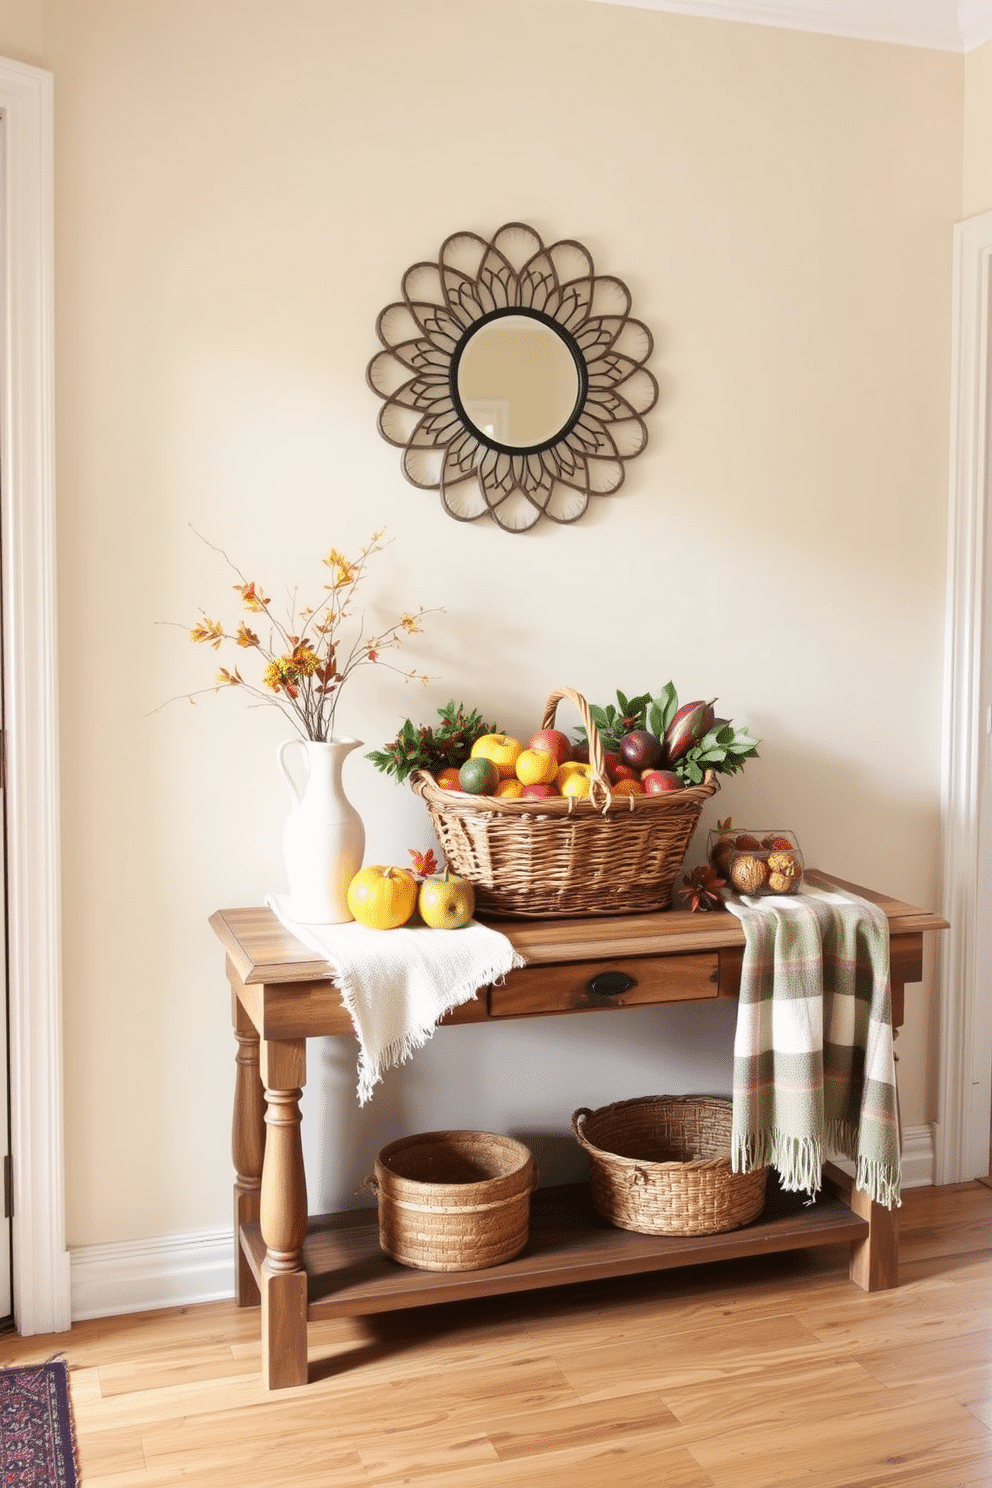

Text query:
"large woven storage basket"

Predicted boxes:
[[411, 687, 719, 918], [371, 1130, 537, 1272], [572, 1096, 767, 1237]]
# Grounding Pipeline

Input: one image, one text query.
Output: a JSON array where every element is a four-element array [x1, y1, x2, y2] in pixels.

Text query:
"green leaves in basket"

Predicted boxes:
[[675, 721, 761, 785], [366, 700, 500, 784], [577, 682, 760, 784]]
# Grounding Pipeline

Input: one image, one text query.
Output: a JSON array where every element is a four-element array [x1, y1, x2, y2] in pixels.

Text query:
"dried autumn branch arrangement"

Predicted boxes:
[[169, 529, 441, 742]]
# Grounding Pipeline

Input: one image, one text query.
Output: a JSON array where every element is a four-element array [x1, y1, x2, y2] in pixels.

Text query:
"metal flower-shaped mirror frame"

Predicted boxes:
[[366, 223, 659, 533]]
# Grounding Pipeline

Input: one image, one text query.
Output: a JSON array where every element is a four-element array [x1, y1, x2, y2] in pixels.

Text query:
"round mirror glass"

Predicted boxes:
[[454, 314, 583, 450]]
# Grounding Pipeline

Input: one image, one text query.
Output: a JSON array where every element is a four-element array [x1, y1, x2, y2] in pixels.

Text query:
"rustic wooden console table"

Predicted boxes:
[[210, 873, 947, 1390]]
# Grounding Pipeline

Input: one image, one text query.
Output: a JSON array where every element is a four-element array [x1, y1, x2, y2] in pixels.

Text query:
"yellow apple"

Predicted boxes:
[[346, 865, 418, 929], [418, 870, 475, 929], [471, 733, 524, 779], [515, 748, 558, 786]]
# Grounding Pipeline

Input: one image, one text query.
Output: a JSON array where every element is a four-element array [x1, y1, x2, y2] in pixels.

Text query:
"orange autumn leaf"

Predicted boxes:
[[408, 848, 440, 879]]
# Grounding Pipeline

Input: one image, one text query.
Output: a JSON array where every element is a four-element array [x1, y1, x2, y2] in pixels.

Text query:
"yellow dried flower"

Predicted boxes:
[[324, 549, 357, 587]]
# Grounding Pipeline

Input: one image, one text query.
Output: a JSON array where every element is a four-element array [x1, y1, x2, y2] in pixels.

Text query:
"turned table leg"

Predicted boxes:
[[259, 1036, 309, 1389], [232, 990, 265, 1307]]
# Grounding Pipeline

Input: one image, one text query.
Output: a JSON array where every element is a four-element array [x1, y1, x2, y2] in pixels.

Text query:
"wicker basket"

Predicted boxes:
[[370, 1130, 537, 1272], [410, 687, 720, 918], [572, 1096, 767, 1237]]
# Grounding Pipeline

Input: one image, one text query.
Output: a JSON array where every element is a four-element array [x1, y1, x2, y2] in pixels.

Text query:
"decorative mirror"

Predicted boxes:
[[366, 223, 659, 533]]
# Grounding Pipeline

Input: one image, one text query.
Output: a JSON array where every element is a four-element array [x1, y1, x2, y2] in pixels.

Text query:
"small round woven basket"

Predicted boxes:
[[572, 1095, 767, 1237], [410, 687, 720, 919], [370, 1130, 537, 1272]]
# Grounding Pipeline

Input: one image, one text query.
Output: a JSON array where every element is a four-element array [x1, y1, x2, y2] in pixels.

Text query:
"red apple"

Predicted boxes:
[[527, 728, 572, 765], [601, 751, 622, 780], [610, 761, 639, 784], [521, 782, 560, 798], [642, 770, 684, 794]]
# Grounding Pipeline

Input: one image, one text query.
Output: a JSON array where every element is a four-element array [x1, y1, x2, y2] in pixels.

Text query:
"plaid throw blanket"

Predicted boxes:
[[723, 873, 901, 1209]]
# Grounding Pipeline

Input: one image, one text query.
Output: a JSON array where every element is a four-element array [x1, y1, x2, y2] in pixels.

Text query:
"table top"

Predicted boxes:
[[210, 871, 948, 989]]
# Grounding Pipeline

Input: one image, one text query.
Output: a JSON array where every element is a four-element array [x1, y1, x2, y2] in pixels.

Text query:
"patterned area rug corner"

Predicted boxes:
[[0, 1361, 78, 1488]]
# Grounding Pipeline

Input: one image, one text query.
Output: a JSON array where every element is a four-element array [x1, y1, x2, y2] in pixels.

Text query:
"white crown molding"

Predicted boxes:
[[586, 0, 992, 51]]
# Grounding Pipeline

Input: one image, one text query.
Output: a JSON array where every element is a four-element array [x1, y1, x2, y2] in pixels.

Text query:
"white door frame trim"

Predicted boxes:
[[937, 207, 992, 1184], [0, 57, 69, 1333]]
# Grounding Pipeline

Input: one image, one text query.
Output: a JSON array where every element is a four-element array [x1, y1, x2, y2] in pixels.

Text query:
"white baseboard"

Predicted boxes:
[[69, 1125, 937, 1322], [70, 1226, 235, 1322]]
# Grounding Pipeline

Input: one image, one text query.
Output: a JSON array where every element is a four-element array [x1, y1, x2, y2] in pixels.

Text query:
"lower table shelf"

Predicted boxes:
[[240, 1177, 870, 1322]]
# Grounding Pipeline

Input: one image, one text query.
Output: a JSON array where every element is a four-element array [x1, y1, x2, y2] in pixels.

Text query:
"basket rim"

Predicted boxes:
[[412, 766, 719, 817], [571, 1095, 759, 1175]]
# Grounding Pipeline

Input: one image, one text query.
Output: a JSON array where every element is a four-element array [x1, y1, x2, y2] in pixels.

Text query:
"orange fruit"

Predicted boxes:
[[495, 778, 525, 798], [436, 767, 463, 791], [346, 865, 418, 929], [471, 733, 523, 779], [459, 756, 499, 795], [515, 748, 558, 786], [611, 778, 644, 796]]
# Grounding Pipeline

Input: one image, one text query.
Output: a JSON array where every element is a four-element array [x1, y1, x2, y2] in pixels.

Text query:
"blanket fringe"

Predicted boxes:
[[734, 1124, 901, 1207], [349, 954, 525, 1106], [733, 1131, 823, 1197]]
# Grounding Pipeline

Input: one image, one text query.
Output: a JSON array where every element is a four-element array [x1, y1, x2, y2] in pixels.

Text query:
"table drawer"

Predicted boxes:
[[488, 953, 720, 1018]]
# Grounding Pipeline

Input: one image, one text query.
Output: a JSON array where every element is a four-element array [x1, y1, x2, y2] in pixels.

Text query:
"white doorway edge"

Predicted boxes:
[[0, 57, 69, 1334], [936, 207, 992, 1184]]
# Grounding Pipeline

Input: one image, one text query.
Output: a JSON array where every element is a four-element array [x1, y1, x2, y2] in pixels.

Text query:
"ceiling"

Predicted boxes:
[[586, 0, 992, 51]]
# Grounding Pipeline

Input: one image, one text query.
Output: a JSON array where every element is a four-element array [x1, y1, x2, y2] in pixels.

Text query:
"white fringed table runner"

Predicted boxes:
[[723, 874, 901, 1209], [267, 895, 525, 1104]]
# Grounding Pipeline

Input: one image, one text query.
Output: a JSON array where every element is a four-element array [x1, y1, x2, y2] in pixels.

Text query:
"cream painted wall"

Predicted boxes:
[[964, 40, 992, 215], [2, 0, 963, 1247]]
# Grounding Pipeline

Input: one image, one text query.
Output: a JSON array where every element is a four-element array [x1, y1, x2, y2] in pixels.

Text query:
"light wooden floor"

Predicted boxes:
[[2, 1182, 989, 1488]]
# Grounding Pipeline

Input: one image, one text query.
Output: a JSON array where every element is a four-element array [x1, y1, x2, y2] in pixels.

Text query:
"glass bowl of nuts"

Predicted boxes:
[[707, 827, 804, 897]]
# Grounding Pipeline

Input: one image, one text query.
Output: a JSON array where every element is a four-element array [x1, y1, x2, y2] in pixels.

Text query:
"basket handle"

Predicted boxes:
[[542, 689, 611, 809], [571, 1107, 594, 1148]]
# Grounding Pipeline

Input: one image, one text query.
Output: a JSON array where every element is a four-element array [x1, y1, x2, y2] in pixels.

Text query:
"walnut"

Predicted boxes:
[[730, 854, 768, 894]]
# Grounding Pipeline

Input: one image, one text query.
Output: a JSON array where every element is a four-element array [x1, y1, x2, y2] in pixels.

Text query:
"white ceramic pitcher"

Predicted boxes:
[[277, 738, 365, 924]]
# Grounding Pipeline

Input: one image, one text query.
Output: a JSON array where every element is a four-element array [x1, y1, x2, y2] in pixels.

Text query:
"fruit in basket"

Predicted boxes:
[[561, 771, 592, 800], [521, 781, 559, 798], [642, 770, 683, 793], [418, 870, 475, 929], [619, 729, 664, 771], [459, 756, 499, 795], [471, 733, 523, 779], [611, 778, 643, 796], [436, 767, 463, 791], [665, 700, 716, 762], [495, 778, 525, 798], [515, 748, 558, 786], [611, 761, 638, 784], [347, 865, 418, 929], [527, 728, 572, 764], [557, 759, 591, 785]]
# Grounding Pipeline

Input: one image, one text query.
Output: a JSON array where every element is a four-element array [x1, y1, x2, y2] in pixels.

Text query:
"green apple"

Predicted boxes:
[[418, 870, 475, 929]]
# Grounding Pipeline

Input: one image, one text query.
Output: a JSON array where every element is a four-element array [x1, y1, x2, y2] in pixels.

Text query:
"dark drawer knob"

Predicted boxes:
[[586, 971, 636, 998]]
